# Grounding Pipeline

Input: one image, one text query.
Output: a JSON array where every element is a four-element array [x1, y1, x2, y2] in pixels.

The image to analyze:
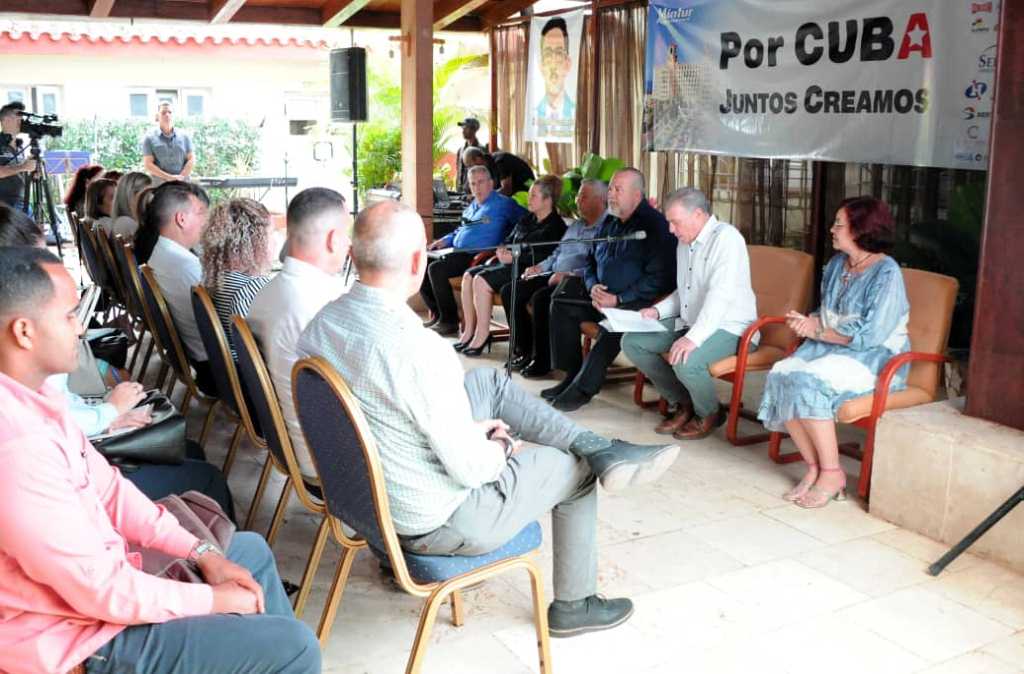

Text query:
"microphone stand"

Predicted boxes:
[[449, 230, 647, 380]]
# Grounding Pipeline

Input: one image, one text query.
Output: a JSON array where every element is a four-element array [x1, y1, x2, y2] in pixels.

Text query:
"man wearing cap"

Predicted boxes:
[[455, 118, 483, 193]]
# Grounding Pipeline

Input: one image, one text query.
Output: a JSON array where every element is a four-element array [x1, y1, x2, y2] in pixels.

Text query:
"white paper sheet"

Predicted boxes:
[[598, 307, 668, 333]]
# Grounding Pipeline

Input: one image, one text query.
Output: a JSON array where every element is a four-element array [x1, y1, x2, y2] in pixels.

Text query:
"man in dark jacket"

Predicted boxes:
[[545, 168, 676, 411]]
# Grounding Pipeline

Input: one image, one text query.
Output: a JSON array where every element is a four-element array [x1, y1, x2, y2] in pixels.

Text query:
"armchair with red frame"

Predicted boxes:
[[632, 245, 815, 438], [767, 267, 958, 500]]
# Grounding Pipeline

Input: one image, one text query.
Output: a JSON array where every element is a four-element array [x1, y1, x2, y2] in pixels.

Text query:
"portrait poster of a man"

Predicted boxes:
[[525, 10, 584, 144]]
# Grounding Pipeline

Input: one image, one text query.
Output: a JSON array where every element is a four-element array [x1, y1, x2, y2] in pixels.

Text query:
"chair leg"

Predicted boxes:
[[317, 544, 360, 647], [406, 587, 450, 674], [857, 420, 879, 500], [768, 431, 802, 464], [524, 560, 553, 674], [266, 478, 292, 547], [155, 361, 169, 390], [244, 454, 274, 531], [221, 422, 244, 478], [137, 338, 155, 383], [449, 590, 465, 627], [198, 399, 220, 449], [180, 389, 192, 414], [294, 516, 330, 619], [127, 331, 142, 373]]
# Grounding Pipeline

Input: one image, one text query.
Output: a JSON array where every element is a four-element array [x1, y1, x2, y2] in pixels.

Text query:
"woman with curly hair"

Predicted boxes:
[[200, 197, 274, 356], [63, 164, 104, 218], [757, 196, 909, 509]]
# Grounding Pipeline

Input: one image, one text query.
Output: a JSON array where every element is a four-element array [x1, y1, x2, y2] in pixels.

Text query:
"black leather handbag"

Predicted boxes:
[[91, 392, 186, 466], [88, 330, 130, 369]]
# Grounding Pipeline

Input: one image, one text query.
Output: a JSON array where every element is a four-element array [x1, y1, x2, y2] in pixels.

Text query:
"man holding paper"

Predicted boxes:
[[545, 168, 676, 411], [622, 187, 757, 440]]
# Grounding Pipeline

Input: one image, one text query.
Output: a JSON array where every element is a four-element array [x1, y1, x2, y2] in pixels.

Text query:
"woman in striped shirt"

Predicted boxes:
[[200, 198, 274, 357]]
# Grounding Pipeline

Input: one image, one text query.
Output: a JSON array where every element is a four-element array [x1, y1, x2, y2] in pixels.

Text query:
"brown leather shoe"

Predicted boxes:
[[672, 410, 724, 441], [655, 404, 694, 435]]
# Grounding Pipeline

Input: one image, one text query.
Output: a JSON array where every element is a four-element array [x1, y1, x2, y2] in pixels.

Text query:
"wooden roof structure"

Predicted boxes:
[[0, 0, 590, 31]]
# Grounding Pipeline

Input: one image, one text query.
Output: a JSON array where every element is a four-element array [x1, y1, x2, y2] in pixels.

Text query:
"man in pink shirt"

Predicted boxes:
[[0, 247, 319, 674]]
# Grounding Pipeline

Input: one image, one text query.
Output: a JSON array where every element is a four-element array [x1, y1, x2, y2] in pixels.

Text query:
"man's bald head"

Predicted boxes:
[[351, 201, 427, 275]]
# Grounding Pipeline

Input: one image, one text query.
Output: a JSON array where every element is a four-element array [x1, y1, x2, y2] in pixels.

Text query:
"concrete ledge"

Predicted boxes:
[[871, 398, 1024, 573]]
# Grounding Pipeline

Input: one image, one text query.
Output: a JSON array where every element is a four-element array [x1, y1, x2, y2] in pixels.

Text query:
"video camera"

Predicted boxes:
[[17, 110, 63, 139]]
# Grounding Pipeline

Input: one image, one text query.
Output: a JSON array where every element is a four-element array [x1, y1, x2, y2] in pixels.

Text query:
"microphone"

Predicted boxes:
[[624, 230, 646, 241]]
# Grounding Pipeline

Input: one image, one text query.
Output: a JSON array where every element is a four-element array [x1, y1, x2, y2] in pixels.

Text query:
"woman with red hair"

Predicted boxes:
[[63, 163, 104, 218], [757, 196, 909, 508]]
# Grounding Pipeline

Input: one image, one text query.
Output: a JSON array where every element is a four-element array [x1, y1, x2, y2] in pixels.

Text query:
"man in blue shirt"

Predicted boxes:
[[421, 165, 526, 335], [545, 168, 676, 411]]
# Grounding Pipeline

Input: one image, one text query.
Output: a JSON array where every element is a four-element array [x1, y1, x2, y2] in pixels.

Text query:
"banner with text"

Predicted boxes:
[[642, 0, 999, 169], [525, 10, 585, 144]]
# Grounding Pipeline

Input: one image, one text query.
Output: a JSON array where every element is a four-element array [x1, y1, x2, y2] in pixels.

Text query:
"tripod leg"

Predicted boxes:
[[928, 485, 1024, 576]]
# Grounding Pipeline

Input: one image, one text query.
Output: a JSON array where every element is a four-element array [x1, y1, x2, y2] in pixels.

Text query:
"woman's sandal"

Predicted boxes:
[[783, 462, 818, 502], [795, 467, 847, 509]]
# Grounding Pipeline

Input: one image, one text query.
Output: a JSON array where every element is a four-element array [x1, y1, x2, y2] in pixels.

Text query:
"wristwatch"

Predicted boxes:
[[187, 540, 222, 565]]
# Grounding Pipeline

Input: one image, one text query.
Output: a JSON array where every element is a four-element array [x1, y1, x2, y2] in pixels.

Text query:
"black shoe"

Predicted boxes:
[[541, 378, 572, 401], [585, 439, 680, 492], [462, 335, 493, 357], [511, 354, 530, 370], [521, 360, 552, 379], [552, 386, 592, 412], [430, 322, 459, 337], [548, 595, 634, 638], [423, 315, 440, 328], [453, 340, 470, 353]]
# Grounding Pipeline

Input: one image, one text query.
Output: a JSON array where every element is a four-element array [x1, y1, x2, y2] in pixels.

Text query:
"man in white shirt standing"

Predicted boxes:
[[145, 180, 216, 395], [247, 188, 349, 481], [622, 187, 757, 440]]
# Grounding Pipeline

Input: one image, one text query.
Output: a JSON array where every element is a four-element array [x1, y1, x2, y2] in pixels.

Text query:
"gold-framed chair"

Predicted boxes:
[[231, 315, 341, 619], [292, 356, 551, 672], [190, 286, 256, 478], [112, 237, 153, 377], [139, 266, 220, 448], [767, 267, 958, 499], [120, 243, 170, 390]]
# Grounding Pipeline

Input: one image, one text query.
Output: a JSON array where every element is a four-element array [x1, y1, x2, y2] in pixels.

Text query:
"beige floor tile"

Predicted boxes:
[[495, 620, 672, 674], [752, 614, 928, 674], [763, 499, 896, 545], [871, 528, 984, 574], [800, 537, 937, 597], [706, 559, 868, 629], [981, 631, 1024, 668], [916, 651, 1024, 674], [627, 581, 753, 652], [839, 586, 1014, 663], [688, 513, 825, 565], [924, 560, 1024, 629], [601, 530, 746, 591]]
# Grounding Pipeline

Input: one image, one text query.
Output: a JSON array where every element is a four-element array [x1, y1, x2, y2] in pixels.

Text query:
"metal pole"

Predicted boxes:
[[928, 485, 1024, 576]]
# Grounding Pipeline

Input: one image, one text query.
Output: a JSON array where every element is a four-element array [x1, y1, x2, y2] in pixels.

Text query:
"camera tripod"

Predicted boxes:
[[20, 136, 64, 260]]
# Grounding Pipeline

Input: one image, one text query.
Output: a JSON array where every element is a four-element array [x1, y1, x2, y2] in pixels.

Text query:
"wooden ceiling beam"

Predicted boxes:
[[321, 0, 372, 28], [88, 0, 116, 18], [433, 0, 488, 31], [479, 0, 537, 27], [208, 0, 248, 24]]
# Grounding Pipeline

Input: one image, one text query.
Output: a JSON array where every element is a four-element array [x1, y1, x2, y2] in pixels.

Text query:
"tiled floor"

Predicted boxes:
[[171, 338, 1024, 674]]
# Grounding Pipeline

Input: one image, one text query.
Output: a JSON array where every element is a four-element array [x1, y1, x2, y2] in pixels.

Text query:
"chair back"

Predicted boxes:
[[113, 236, 144, 323], [292, 357, 415, 585], [191, 286, 252, 430], [77, 219, 108, 290], [140, 265, 199, 393], [232, 316, 323, 512], [93, 227, 127, 308], [902, 268, 958, 398], [748, 245, 814, 350]]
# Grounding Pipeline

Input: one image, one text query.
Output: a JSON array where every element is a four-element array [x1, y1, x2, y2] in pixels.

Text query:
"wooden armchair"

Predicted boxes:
[[633, 246, 815, 436], [768, 268, 959, 499]]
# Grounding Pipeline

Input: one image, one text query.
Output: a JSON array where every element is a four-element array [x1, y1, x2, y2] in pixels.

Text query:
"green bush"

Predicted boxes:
[[49, 117, 261, 177]]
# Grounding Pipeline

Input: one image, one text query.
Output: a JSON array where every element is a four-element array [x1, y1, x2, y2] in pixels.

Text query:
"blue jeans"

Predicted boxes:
[[85, 533, 320, 674]]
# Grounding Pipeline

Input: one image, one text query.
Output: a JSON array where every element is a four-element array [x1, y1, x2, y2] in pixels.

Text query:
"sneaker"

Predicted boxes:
[[548, 595, 634, 638], [585, 439, 680, 492]]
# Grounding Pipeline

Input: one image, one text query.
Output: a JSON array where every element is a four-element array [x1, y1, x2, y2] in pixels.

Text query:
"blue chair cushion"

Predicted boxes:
[[376, 521, 542, 584]]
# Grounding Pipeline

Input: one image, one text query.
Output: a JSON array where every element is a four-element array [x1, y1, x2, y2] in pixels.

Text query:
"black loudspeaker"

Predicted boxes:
[[330, 47, 368, 122]]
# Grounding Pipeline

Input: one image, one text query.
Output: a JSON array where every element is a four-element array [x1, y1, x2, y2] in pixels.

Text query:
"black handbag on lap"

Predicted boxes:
[[91, 392, 186, 466]]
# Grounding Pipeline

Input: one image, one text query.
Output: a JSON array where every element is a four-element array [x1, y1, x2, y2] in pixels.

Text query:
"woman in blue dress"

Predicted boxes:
[[758, 197, 909, 508]]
